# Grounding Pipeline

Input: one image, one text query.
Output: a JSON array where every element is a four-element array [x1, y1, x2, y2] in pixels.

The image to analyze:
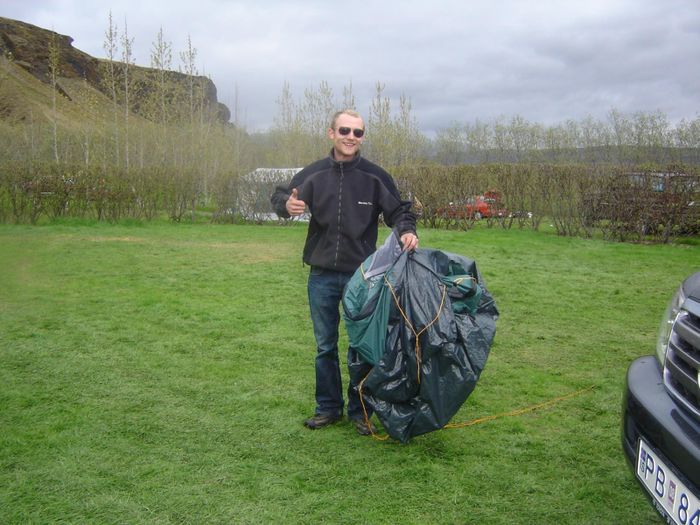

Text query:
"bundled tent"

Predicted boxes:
[[342, 231, 499, 443]]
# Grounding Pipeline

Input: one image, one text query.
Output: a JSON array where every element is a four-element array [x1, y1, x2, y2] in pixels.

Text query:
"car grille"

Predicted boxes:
[[663, 297, 700, 418]]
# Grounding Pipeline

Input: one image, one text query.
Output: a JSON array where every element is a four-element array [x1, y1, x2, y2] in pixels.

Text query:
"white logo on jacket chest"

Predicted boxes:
[[357, 201, 373, 206]]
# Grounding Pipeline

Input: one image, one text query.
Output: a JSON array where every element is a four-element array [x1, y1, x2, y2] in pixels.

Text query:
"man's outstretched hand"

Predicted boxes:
[[286, 188, 306, 216]]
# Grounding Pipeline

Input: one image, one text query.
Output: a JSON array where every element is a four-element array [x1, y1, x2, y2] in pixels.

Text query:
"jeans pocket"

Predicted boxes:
[[310, 266, 325, 276]]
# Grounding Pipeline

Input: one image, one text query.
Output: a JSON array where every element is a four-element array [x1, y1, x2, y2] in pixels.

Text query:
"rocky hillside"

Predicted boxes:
[[0, 16, 230, 125]]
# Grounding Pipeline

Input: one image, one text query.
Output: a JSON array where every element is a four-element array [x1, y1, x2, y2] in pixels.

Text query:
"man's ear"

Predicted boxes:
[[327, 127, 335, 139]]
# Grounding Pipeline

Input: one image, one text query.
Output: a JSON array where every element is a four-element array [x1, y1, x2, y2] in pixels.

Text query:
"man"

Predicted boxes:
[[270, 109, 418, 435]]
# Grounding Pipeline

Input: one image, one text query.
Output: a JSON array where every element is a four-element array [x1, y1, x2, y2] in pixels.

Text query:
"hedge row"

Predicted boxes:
[[395, 163, 699, 242], [1, 161, 698, 243]]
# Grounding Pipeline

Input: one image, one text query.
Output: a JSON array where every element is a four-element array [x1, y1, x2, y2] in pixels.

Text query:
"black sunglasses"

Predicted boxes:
[[337, 127, 365, 138]]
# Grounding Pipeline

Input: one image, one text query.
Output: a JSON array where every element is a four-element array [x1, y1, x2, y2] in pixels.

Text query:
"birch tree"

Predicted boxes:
[[608, 108, 631, 164], [367, 82, 392, 166], [466, 119, 491, 163], [150, 27, 172, 128], [121, 19, 135, 170], [393, 93, 424, 166], [435, 122, 466, 164], [300, 80, 335, 159], [342, 81, 356, 111], [149, 26, 173, 164], [179, 34, 198, 125], [101, 12, 120, 166], [271, 81, 305, 166], [48, 30, 60, 163]]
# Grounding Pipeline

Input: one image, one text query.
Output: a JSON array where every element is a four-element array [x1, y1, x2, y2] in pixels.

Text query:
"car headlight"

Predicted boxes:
[[656, 284, 687, 364]]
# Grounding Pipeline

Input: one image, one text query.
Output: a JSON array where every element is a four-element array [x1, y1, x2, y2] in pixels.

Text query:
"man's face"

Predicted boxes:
[[328, 113, 365, 162]]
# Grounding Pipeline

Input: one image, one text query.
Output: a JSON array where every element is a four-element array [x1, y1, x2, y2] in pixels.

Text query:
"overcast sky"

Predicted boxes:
[[3, 0, 700, 135]]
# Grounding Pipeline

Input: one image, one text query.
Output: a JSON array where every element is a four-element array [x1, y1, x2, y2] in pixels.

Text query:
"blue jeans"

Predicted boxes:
[[308, 266, 372, 420]]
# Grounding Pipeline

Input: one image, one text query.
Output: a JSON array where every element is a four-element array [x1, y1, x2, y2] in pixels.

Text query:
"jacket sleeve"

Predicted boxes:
[[378, 176, 417, 235], [270, 184, 292, 218], [384, 198, 417, 236]]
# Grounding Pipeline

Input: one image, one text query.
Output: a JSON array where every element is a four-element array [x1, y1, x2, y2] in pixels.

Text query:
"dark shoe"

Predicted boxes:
[[303, 413, 342, 429], [350, 417, 377, 436]]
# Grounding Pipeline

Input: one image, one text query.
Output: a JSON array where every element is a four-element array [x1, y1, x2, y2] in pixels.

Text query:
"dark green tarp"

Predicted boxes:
[[342, 231, 499, 442]]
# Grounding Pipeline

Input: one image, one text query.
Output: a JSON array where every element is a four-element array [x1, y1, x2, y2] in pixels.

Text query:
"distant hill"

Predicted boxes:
[[0, 16, 230, 127]]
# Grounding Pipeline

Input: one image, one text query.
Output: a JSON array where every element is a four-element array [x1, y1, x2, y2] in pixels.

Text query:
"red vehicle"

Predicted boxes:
[[441, 191, 507, 220]]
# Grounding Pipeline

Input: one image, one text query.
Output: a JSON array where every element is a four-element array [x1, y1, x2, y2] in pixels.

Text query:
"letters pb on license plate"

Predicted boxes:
[[637, 438, 700, 525]]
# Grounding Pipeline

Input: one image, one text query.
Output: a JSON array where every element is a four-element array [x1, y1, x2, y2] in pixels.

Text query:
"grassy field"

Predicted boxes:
[[1, 220, 699, 524]]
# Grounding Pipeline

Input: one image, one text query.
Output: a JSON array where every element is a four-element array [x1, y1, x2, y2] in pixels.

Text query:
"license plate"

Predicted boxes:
[[637, 438, 700, 525]]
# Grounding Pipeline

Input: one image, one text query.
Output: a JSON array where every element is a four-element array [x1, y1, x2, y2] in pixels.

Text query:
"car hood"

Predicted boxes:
[[683, 271, 700, 301]]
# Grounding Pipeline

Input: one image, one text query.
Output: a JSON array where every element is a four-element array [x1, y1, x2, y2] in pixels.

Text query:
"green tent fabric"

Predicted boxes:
[[342, 275, 393, 366], [342, 231, 499, 442]]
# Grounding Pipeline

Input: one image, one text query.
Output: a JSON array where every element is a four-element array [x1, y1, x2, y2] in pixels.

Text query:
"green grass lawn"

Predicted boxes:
[[1, 221, 699, 524]]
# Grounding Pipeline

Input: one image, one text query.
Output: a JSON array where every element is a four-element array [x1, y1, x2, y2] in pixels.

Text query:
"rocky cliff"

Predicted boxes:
[[0, 16, 230, 124]]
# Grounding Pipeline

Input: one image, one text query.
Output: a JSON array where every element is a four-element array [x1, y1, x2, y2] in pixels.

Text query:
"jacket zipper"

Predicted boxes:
[[333, 162, 344, 268]]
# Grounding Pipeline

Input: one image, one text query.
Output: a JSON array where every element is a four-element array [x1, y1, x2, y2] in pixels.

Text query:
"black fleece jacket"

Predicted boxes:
[[270, 151, 416, 273]]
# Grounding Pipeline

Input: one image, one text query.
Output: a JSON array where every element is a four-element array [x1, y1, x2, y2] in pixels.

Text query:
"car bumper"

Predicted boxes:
[[622, 355, 700, 506]]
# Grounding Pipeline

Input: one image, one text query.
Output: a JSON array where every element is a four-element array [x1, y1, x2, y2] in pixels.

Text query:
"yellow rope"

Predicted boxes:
[[445, 385, 596, 429], [384, 275, 446, 384], [357, 275, 445, 440], [355, 263, 595, 441], [452, 276, 477, 287], [358, 384, 596, 442], [359, 261, 367, 280], [358, 374, 390, 441]]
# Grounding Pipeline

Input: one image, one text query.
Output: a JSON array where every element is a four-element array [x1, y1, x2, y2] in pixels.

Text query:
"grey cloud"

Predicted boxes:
[[2, 0, 698, 134]]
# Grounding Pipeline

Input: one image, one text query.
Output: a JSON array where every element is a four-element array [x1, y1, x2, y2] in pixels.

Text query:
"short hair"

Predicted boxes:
[[330, 109, 363, 130]]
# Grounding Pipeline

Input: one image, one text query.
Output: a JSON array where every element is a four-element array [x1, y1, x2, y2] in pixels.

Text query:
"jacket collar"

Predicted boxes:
[[329, 149, 362, 171]]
